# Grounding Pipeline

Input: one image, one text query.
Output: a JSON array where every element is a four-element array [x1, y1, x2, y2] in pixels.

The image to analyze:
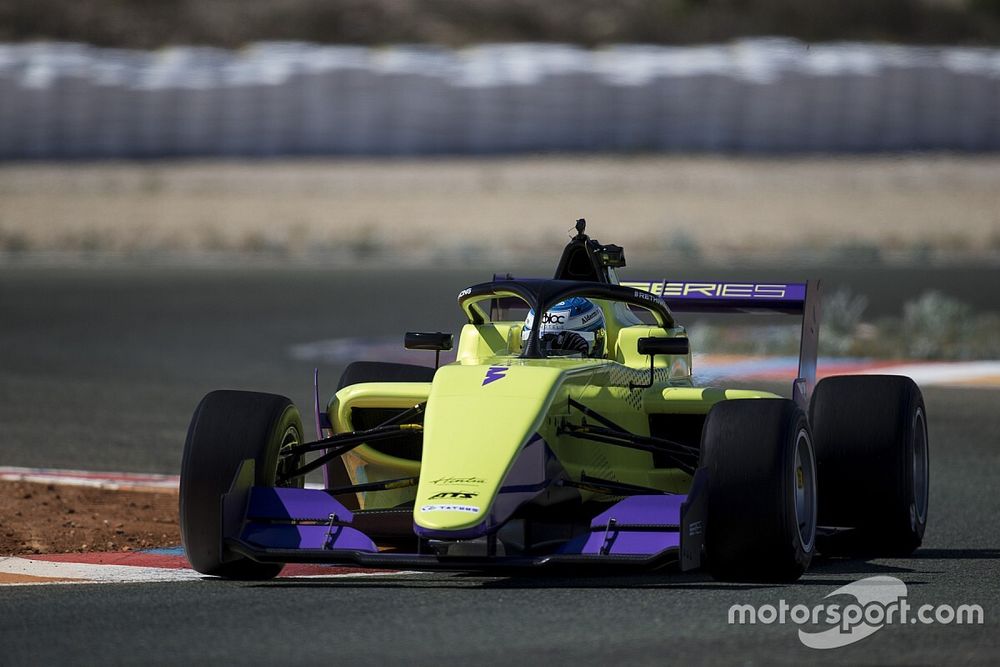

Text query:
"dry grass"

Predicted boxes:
[[1, 155, 998, 264]]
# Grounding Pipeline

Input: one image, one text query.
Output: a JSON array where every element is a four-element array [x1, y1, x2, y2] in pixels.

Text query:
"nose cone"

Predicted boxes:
[[413, 363, 562, 537]]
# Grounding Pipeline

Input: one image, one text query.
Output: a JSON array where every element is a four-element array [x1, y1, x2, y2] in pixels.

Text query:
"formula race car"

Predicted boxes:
[[179, 220, 929, 582]]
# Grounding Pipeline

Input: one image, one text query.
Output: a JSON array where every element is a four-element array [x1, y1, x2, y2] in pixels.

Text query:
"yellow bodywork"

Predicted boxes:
[[329, 321, 780, 534]]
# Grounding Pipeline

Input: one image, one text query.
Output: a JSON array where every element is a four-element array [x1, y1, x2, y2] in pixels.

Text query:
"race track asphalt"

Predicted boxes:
[[0, 264, 998, 665]]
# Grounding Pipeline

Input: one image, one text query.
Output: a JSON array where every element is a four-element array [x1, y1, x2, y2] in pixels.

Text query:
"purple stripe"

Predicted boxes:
[[242, 523, 377, 551], [577, 530, 680, 556], [589, 494, 685, 529], [623, 280, 808, 314], [559, 494, 686, 556], [632, 281, 806, 302], [247, 487, 355, 523]]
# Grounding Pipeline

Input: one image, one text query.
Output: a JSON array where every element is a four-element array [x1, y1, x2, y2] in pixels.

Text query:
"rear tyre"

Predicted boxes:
[[336, 361, 436, 391], [180, 390, 304, 579], [328, 361, 435, 497], [701, 399, 817, 582], [809, 375, 928, 556]]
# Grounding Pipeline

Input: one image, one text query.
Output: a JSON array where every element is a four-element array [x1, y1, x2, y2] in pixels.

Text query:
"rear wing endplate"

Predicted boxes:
[[621, 280, 821, 408]]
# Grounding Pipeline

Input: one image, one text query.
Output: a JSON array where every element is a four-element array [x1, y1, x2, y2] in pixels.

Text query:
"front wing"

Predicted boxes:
[[220, 462, 708, 573]]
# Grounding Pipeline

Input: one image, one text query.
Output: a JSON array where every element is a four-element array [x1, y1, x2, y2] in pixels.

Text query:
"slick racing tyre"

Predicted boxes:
[[809, 375, 928, 556], [701, 399, 817, 582], [180, 390, 304, 579], [328, 361, 436, 500], [336, 361, 436, 390]]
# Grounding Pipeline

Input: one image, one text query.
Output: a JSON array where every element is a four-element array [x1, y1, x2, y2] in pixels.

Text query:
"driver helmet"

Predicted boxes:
[[521, 297, 606, 358]]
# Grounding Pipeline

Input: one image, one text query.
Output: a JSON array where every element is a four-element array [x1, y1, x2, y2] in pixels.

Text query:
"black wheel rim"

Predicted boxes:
[[794, 427, 817, 552]]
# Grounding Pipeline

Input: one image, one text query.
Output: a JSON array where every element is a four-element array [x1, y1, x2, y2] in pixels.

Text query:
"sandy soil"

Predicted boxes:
[[0, 482, 179, 556], [1, 156, 998, 263]]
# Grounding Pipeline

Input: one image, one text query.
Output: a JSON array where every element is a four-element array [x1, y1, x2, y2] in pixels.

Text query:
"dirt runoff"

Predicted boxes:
[[1, 156, 998, 263], [0, 481, 180, 556]]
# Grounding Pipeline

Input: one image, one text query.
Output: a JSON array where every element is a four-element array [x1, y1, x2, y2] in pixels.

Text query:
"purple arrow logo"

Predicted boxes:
[[482, 366, 508, 386]]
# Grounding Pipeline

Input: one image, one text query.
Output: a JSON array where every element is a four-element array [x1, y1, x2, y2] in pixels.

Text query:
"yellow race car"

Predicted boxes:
[[179, 220, 929, 581]]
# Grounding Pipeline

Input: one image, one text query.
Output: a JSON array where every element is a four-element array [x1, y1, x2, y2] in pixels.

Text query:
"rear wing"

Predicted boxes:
[[621, 280, 822, 408]]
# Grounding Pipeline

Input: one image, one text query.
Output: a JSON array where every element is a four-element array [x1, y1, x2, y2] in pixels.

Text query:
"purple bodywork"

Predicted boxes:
[[558, 495, 685, 556], [225, 471, 707, 571], [242, 487, 376, 552]]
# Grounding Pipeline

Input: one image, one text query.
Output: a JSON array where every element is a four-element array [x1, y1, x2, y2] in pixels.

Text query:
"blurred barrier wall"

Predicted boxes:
[[1, 39, 999, 158]]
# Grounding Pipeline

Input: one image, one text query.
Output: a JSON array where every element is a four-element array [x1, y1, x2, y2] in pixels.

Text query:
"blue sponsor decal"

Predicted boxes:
[[482, 366, 508, 386]]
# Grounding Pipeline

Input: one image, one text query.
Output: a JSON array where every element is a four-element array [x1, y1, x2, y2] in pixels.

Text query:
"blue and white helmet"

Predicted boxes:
[[522, 297, 607, 358]]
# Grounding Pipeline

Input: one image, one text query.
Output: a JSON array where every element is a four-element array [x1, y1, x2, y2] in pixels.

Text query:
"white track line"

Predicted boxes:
[[0, 467, 179, 491], [0, 556, 412, 587], [0, 556, 203, 585], [856, 361, 1000, 386], [0, 467, 326, 492]]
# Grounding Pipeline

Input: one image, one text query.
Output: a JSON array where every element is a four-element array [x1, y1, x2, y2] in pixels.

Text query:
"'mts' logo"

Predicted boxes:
[[429, 492, 478, 499]]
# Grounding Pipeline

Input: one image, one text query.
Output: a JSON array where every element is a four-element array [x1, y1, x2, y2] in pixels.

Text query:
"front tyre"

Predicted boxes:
[[179, 390, 304, 579], [701, 399, 817, 582]]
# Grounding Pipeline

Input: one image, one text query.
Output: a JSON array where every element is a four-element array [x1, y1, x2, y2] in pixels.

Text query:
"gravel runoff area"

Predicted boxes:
[[0, 482, 179, 556], [1, 155, 998, 264]]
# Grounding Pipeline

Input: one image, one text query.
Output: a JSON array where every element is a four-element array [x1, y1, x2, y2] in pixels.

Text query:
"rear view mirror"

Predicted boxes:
[[405, 331, 454, 369], [404, 332, 454, 351], [630, 337, 689, 390], [637, 337, 689, 357]]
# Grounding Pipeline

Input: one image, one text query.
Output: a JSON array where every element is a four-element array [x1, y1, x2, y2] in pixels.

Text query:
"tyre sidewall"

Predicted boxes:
[[810, 375, 927, 555], [179, 391, 303, 577], [701, 399, 816, 582]]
